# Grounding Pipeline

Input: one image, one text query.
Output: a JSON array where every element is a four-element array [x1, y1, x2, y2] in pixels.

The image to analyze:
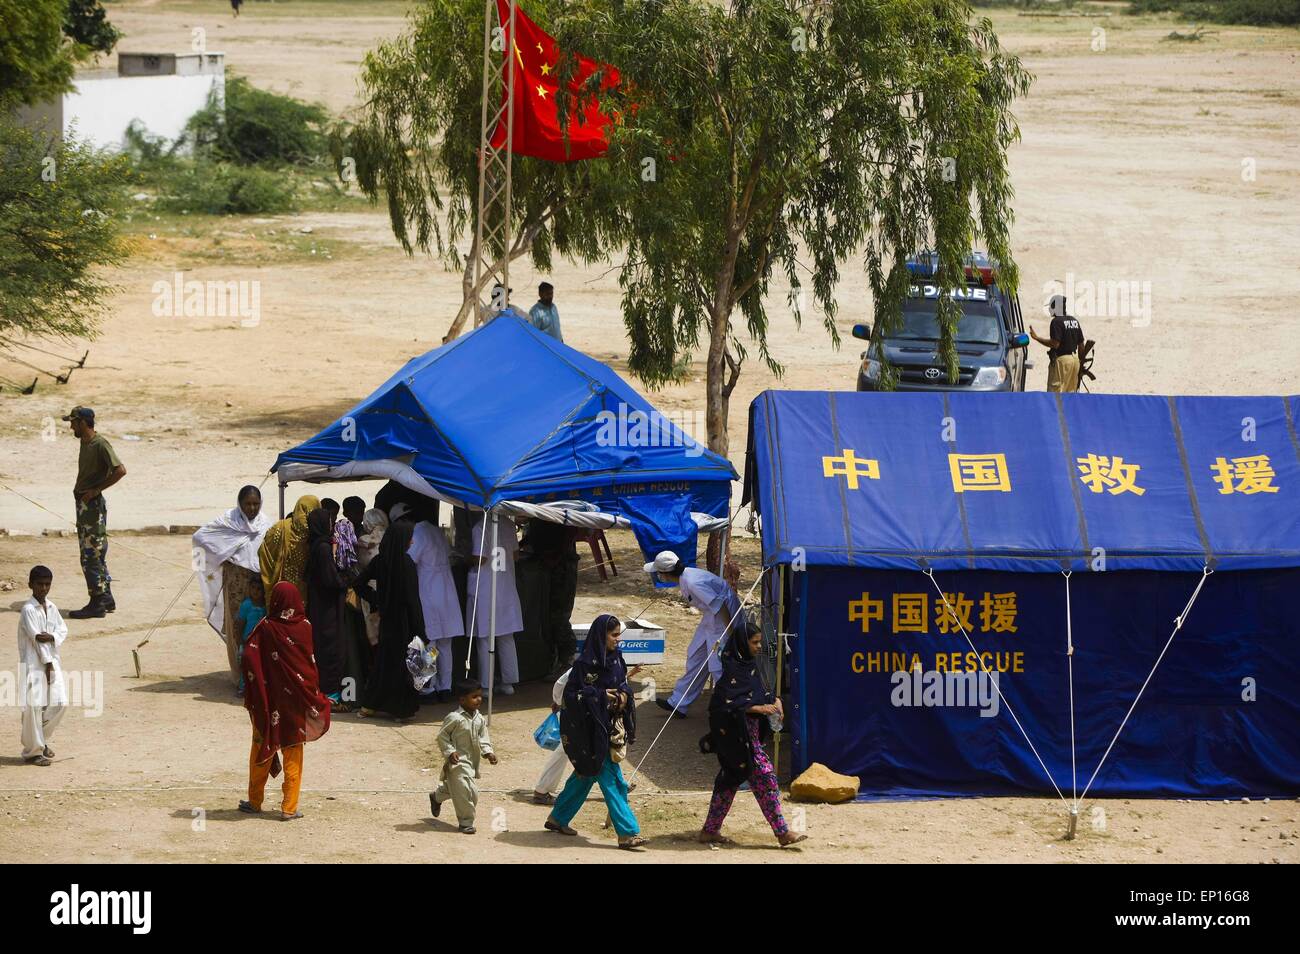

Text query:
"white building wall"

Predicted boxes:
[[63, 72, 225, 152]]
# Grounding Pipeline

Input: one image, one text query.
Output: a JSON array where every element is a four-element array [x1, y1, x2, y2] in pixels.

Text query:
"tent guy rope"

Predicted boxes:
[[625, 567, 768, 789], [1077, 564, 1214, 804], [921, 565, 1069, 806]]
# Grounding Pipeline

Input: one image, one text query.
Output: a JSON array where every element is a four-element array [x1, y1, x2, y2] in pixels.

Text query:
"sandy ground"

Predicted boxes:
[[1, 1, 1298, 862], [3, 533, 1296, 864]]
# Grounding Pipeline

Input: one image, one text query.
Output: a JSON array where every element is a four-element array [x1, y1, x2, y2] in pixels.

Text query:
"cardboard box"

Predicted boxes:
[[572, 617, 665, 665]]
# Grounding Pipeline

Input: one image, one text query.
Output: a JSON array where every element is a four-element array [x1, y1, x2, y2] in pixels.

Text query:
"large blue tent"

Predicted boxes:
[[273, 314, 737, 559], [744, 390, 1300, 798]]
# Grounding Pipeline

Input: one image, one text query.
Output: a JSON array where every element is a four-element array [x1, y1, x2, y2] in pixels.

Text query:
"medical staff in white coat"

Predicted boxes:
[[17, 566, 69, 764], [465, 513, 523, 695], [644, 551, 741, 717], [408, 518, 465, 702]]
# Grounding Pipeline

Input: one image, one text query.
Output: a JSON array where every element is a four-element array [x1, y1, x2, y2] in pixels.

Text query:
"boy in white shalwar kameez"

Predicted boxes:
[[17, 566, 68, 765], [429, 680, 496, 833]]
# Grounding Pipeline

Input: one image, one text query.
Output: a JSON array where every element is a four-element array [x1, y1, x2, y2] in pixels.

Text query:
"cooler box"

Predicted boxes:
[[571, 618, 666, 665]]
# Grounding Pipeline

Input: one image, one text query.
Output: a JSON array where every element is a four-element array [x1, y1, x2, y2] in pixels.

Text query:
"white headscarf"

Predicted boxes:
[[192, 499, 273, 636], [356, 507, 389, 571]]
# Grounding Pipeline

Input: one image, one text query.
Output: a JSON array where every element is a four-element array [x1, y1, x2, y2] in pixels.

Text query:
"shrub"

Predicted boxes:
[[1127, 0, 1300, 25], [154, 162, 296, 215], [186, 76, 330, 167]]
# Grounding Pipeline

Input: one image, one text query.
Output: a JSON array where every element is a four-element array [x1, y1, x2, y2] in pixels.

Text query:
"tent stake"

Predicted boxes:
[[1066, 805, 1079, 840]]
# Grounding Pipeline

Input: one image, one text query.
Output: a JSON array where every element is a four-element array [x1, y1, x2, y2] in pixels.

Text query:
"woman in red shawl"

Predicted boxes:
[[238, 582, 331, 819]]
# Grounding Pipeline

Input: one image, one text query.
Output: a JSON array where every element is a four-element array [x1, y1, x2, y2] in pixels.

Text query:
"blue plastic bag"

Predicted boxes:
[[533, 711, 562, 750]]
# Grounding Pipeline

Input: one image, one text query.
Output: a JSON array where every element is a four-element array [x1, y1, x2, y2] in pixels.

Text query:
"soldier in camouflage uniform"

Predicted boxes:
[[64, 407, 126, 619]]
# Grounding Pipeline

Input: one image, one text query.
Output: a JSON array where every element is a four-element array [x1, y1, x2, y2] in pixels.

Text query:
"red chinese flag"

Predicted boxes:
[[488, 0, 621, 162]]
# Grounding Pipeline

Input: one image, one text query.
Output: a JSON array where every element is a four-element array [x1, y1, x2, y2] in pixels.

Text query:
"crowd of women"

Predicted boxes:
[[191, 484, 807, 847], [193, 482, 521, 718]]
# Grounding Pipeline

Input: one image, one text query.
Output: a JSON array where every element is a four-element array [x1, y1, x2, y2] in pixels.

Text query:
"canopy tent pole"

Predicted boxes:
[[278, 481, 286, 520], [486, 509, 500, 726]]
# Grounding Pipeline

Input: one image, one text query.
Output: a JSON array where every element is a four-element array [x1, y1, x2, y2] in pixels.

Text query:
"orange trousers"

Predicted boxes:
[[248, 734, 304, 815]]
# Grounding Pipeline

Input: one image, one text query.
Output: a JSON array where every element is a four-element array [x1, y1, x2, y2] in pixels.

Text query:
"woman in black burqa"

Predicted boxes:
[[350, 504, 423, 720], [304, 507, 349, 703], [698, 616, 806, 846]]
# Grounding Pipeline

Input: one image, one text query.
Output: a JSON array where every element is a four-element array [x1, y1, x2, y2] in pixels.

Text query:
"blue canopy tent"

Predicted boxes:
[[273, 315, 737, 711], [744, 390, 1300, 807]]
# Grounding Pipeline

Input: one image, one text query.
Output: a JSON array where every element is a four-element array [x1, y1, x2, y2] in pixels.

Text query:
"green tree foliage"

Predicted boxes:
[[64, 0, 123, 56], [122, 77, 334, 216], [349, 0, 1028, 456], [187, 75, 331, 166], [0, 0, 77, 108], [562, 0, 1030, 455], [338, 0, 627, 339], [0, 120, 131, 338]]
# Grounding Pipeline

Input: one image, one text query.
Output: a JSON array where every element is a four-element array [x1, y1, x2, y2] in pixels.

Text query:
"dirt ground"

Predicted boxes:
[[3, 533, 1296, 864], [1, 1, 1298, 862]]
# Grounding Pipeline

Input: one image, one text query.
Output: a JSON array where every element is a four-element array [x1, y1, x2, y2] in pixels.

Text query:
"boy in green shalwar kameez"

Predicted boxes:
[[429, 680, 496, 833]]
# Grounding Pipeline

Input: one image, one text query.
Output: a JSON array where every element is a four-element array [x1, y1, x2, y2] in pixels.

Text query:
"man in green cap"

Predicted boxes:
[[62, 407, 126, 619]]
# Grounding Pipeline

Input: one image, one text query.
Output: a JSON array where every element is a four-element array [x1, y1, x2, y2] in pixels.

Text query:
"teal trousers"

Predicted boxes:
[[552, 755, 640, 837]]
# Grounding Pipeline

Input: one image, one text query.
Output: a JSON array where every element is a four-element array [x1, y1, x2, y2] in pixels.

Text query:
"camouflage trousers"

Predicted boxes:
[[75, 494, 111, 598]]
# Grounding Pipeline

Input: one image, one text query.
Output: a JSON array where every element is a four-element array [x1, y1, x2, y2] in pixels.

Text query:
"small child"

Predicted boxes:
[[429, 679, 496, 834], [235, 574, 267, 696], [17, 566, 68, 765]]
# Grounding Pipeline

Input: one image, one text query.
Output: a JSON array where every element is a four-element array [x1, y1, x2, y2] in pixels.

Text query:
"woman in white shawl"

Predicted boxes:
[[192, 485, 272, 686]]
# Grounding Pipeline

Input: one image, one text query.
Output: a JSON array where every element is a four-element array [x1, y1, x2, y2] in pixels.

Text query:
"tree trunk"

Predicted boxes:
[[443, 245, 480, 343], [443, 218, 551, 343], [704, 244, 739, 573]]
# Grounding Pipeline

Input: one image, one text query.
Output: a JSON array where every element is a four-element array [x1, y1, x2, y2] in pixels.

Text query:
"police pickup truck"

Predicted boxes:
[[854, 255, 1031, 392]]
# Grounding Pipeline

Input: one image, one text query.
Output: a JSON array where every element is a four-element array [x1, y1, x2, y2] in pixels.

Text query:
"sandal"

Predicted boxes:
[[32, 755, 52, 767], [778, 832, 808, 847], [280, 810, 304, 821], [238, 800, 261, 814], [544, 818, 578, 836], [618, 835, 648, 850], [532, 791, 555, 805]]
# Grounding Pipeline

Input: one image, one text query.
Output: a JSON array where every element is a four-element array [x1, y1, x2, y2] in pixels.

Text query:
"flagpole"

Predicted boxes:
[[472, 0, 516, 329], [503, 0, 517, 310]]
